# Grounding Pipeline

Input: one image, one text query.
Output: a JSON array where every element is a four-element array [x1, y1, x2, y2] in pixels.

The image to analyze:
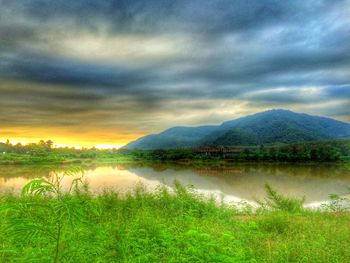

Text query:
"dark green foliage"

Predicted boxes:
[[212, 128, 259, 146], [125, 139, 350, 163]]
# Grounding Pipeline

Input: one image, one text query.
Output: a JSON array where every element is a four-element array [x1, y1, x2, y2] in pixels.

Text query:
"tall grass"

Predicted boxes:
[[257, 184, 305, 213], [0, 176, 349, 262]]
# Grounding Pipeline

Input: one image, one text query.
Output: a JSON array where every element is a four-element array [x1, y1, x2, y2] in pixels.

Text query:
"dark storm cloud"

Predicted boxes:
[[324, 86, 350, 98], [0, 52, 152, 90], [0, 0, 349, 142], [2, 1, 349, 83], [0, 0, 303, 35]]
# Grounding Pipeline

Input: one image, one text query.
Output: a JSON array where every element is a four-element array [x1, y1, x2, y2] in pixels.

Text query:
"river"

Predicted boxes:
[[1, 163, 350, 207]]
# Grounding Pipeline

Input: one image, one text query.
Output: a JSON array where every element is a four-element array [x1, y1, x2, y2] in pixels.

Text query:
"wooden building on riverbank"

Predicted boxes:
[[192, 146, 257, 157]]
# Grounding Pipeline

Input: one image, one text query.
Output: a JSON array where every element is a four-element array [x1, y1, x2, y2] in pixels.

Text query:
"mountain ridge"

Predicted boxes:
[[123, 109, 350, 150]]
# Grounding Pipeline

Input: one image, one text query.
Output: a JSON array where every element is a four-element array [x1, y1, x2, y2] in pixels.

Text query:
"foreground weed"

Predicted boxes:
[[2, 167, 94, 262], [0, 180, 349, 262], [322, 188, 350, 211], [257, 184, 305, 213]]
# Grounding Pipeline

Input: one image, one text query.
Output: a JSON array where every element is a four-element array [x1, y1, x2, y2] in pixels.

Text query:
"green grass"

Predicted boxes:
[[0, 179, 349, 262], [0, 152, 135, 166]]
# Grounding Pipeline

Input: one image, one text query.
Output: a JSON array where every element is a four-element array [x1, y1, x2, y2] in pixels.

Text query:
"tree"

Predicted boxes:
[[269, 147, 277, 160], [39, 140, 46, 147], [46, 140, 54, 149]]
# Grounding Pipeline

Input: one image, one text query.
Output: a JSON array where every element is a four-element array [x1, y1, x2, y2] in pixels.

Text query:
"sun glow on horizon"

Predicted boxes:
[[0, 139, 125, 150], [0, 126, 138, 149]]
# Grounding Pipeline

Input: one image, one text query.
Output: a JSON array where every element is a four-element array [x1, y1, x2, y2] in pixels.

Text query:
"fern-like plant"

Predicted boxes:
[[5, 166, 88, 262]]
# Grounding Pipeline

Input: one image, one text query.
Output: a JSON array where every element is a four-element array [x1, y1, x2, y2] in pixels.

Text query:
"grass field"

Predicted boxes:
[[0, 178, 349, 263]]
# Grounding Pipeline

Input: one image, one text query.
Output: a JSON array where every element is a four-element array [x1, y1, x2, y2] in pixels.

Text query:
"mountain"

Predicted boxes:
[[123, 109, 350, 150], [124, 126, 219, 150]]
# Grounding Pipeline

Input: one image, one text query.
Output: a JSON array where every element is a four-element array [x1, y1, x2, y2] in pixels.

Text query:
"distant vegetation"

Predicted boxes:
[[0, 140, 120, 165], [1, 138, 350, 165], [124, 139, 350, 163], [124, 109, 350, 150], [1, 174, 349, 262]]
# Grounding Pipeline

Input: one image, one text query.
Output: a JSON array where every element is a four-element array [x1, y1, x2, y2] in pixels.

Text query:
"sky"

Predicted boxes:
[[0, 0, 349, 148]]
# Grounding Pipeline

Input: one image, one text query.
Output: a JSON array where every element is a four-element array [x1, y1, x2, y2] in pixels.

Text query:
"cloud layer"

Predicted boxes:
[[0, 0, 349, 146]]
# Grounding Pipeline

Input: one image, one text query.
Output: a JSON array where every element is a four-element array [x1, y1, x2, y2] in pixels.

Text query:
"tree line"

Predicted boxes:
[[124, 139, 350, 162], [0, 140, 114, 159]]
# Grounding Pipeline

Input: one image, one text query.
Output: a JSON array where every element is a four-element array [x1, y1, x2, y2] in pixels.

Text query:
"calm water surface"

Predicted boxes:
[[1, 163, 350, 207]]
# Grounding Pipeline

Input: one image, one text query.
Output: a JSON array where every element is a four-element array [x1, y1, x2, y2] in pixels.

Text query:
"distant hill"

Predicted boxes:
[[124, 126, 219, 150], [123, 109, 350, 150]]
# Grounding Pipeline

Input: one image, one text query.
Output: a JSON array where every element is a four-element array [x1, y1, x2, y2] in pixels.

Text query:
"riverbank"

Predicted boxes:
[[0, 152, 131, 165], [1, 152, 350, 169], [1, 139, 349, 166], [0, 183, 349, 262]]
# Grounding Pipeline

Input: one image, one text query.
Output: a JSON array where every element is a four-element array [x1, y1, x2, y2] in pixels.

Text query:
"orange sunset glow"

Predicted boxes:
[[0, 127, 135, 149]]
